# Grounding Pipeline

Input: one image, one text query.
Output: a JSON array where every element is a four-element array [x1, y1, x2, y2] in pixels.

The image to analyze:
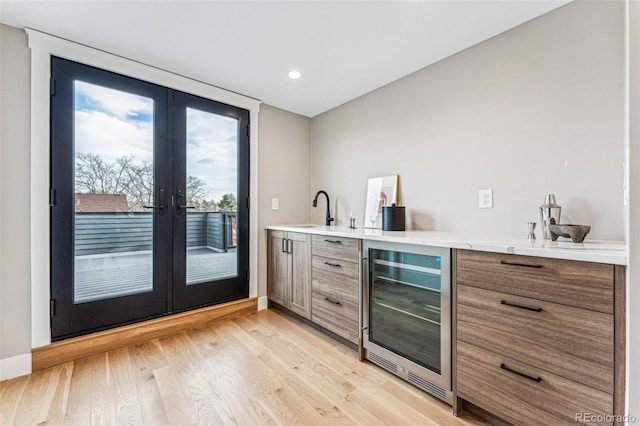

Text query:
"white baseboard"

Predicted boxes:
[[0, 353, 32, 381], [257, 296, 268, 311]]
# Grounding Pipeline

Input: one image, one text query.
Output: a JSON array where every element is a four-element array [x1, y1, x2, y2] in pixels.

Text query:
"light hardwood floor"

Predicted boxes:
[[1, 309, 486, 425]]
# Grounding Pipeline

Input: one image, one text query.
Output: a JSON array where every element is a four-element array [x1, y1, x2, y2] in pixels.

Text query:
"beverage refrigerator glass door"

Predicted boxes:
[[362, 241, 452, 404]]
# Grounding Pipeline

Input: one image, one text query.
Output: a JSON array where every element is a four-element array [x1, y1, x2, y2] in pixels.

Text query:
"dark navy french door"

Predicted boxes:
[[50, 57, 249, 340]]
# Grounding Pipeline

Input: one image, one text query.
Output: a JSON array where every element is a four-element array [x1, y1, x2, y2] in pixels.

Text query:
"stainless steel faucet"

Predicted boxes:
[[312, 190, 334, 226]]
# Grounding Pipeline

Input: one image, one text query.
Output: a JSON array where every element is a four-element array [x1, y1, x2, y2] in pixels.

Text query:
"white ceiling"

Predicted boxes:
[[0, 0, 570, 117]]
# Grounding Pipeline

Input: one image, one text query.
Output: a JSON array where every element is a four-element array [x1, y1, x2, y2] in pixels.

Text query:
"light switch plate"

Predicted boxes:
[[479, 189, 493, 208], [271, 198, 279, 210]]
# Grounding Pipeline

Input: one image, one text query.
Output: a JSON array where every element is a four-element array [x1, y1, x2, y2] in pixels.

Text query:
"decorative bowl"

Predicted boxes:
[[549, 224, 591, 243]]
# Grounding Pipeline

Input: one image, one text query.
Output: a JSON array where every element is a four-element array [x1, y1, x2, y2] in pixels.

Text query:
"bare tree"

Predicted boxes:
[[75, 153, 210, 211], [187, 175, 207, 208], [121, 160, 154, 210]]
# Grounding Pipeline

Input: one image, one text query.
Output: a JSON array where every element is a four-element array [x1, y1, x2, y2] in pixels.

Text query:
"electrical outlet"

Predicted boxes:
[[479, 189, 493, 209], [271, 198, 279, 210]]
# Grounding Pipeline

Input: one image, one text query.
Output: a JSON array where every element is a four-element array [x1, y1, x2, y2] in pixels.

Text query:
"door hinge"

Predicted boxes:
[[246, 268, 250, 281], [247, 124, 250, 138], [50, 77, 56, 96], [50, 299, 56, 318], [246, 196, 250, 210], [49, 189, 56, 207]]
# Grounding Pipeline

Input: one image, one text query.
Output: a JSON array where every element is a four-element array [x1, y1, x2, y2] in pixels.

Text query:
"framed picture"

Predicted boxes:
[[364, 175, 398, 228]]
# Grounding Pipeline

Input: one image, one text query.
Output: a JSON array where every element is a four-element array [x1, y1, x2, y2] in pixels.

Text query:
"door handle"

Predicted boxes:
[[143, 188, 166, 210], [282, 238, 286, 253], [287, 239, 293, 254], [174, 189, 193, 214]]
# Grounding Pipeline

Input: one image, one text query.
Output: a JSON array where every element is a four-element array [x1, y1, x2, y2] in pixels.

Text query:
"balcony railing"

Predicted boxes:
[[74, 211, 236, 256], [72, 211, 238, 303]]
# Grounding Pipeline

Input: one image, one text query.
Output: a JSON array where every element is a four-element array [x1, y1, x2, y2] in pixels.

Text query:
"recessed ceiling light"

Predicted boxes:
[[288, 70, 302, 80]]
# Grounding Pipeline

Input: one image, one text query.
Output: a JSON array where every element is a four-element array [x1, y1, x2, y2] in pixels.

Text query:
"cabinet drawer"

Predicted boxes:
[[312, 235, 359, 262], [456, 250, 613, 313], [311, 291, 358, 344], [312, 255, 358, 304], [457, 341, 613, 426], [457, 285, 613, 393]]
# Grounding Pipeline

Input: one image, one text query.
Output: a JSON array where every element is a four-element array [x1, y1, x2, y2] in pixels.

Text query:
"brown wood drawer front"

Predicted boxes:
[[311, 291, 358, 344], [311, 235, 359, 262], [311, 255, 358, 305], [457, 284, 613, 393], [457, 341, 613, 426], [456, 250, 614, 313]]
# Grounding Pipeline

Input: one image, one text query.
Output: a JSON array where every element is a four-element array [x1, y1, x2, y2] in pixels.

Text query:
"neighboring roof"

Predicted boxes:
[[75, 193, 129, 212]]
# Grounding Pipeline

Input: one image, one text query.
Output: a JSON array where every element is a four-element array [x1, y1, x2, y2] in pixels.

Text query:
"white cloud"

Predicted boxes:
[[73, 82, 239, 204], [75, 110, 154, 163], [186, 107, 238, 202], [75, 80, 153, 120]]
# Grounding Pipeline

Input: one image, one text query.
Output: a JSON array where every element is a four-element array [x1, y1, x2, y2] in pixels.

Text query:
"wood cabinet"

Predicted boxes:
[[454, 250, 625, 426], [267, 230, 311, 319], [310, 235, 360, 344]]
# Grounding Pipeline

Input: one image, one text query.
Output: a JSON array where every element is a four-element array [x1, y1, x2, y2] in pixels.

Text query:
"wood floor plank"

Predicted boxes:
[[87, 352, 117, 425], [0, 374, 29, 425], [2, 308, 486, 426], [62, 356, 95, 425], [127, 340, 170, 425], [152, 363, 200, 425], [12, 366, 60, 424], [155, 332, 225, 425], [108, 347, 145, 425], [40, 362, 74, 425]]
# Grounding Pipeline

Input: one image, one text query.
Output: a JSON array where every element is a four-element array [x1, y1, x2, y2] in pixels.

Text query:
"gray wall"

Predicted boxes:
[[310, 0, 625, 241], [257, 105, 311, 298], [0, 24, 31, 360]]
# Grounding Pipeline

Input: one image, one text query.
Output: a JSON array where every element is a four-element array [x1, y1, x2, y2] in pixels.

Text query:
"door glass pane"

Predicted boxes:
[[369, 249, 443, 374], [73, 80, 154, 303], [185, 107, 238, 285]]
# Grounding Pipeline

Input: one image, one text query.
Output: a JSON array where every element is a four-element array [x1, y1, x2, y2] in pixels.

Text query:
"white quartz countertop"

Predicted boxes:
[[265, 225, 626, 265]]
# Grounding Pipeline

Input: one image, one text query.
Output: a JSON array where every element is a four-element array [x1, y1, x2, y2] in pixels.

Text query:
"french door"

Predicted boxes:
[[50, 57, 249, 340]]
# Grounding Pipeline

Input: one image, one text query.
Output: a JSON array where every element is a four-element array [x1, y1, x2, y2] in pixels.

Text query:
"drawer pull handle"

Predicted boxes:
[[500, 260, 543, 269], [324, 239, 342, 244], [324, 261, 341, 267], [500, 363, 542, 383], [500, 300, 543, 312], [324, 297, 342, 305]]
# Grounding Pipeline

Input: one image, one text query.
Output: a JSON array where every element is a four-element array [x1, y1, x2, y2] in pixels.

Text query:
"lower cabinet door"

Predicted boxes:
[[268, 231, 288, 306], [456, 341, 613, 426], [288, 232, 311, 319]]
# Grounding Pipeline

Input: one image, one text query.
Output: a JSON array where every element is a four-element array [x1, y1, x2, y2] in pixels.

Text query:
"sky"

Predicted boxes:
[[74, 80, 238, 203]]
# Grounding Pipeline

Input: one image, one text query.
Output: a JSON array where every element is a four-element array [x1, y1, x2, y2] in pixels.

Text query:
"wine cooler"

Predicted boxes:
[[362, 240, 452, 404]]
